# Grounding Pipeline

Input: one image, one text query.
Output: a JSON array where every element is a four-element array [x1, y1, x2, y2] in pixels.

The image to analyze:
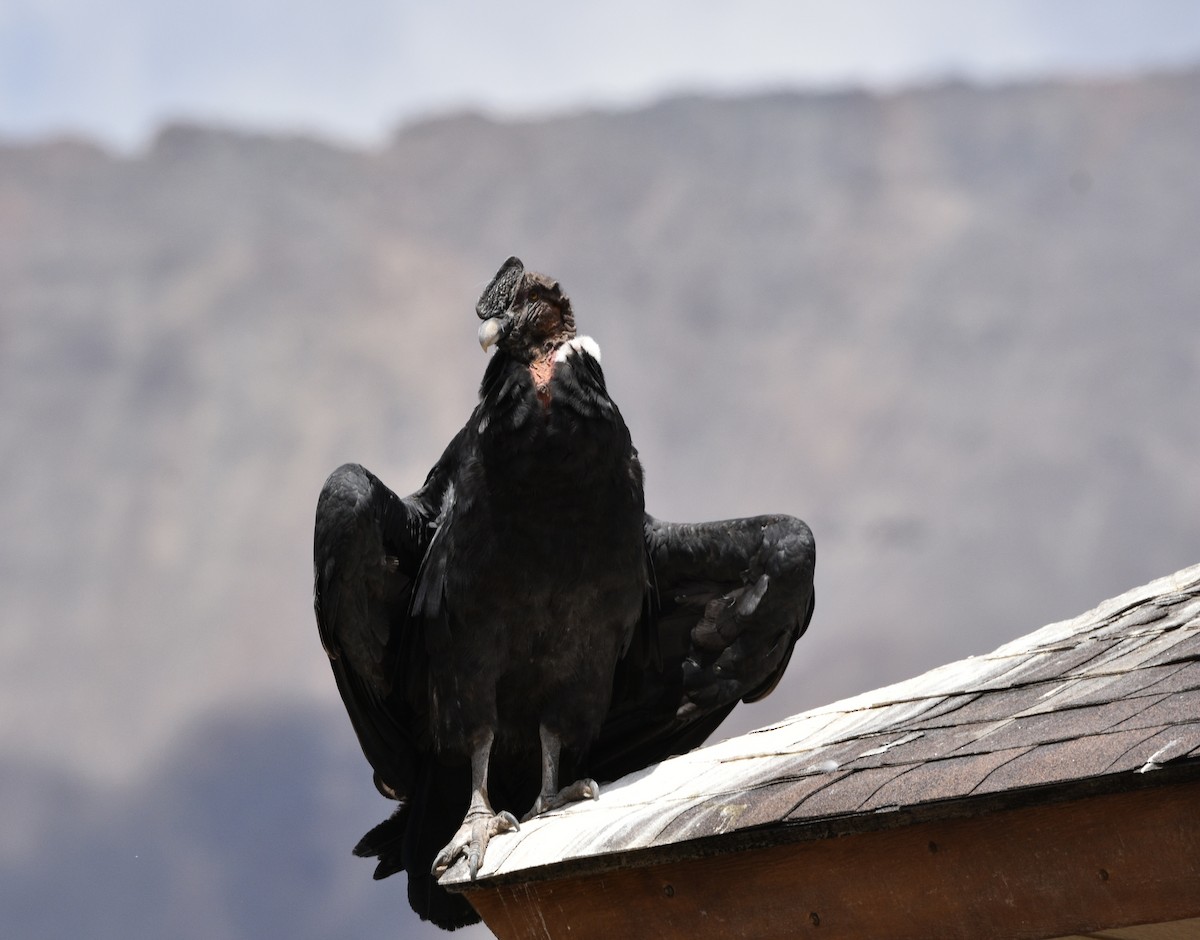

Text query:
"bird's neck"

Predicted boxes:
[[528, 350, 556, 408]]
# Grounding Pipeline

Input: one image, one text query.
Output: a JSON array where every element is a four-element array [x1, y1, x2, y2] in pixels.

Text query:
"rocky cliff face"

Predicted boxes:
[[2, 68, 1198, 938]]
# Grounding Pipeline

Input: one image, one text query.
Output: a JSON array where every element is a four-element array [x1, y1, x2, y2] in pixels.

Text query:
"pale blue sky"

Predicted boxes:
[[3, 0, 1200, 149]]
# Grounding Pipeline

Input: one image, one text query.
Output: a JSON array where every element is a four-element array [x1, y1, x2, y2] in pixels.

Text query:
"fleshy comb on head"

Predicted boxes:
[[476, 257, 524, 320]]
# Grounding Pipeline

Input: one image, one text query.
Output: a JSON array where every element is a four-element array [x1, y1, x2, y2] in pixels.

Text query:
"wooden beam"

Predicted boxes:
[[462, 778, 1200, 940]]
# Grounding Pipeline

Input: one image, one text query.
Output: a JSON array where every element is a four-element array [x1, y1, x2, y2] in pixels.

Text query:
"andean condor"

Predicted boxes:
[[313, 257, 816, 930]]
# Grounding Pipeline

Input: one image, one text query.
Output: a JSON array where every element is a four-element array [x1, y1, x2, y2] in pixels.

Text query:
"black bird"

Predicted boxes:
[[314, 257, 815, 930]]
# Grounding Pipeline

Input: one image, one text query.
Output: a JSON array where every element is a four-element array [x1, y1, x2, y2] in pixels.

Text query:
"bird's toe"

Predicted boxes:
[[432, 810, 521, 881], [522, 778, 601, 821]]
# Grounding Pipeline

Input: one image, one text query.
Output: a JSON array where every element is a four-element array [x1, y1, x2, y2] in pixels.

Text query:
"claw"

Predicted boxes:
[[432, 809, 520, 880], [522, 777, 600, 822]]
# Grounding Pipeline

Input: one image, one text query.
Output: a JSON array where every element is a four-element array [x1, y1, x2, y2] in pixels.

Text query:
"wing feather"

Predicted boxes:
[[312, 433, 462, 797], [588, 512, 815, 782]]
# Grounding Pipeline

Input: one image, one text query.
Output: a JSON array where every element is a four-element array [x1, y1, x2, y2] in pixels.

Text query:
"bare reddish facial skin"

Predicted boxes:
[[530, 355, 555, 408]]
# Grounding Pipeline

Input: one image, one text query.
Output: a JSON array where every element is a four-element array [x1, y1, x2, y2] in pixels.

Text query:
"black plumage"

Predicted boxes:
[[313, 257, 816, 930]]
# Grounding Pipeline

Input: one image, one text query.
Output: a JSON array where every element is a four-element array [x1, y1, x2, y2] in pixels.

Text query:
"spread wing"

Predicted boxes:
[[588, 513, 815, 782], [314, 436, 483, 928], [312, 432, 462, 800]]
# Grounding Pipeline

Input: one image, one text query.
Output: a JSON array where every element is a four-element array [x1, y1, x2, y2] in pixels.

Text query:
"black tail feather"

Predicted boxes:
[[353, 764, 480, 930], [353, 806, 408, 880]]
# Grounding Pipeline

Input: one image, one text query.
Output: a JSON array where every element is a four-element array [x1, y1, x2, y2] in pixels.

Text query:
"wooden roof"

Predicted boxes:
[[443, 562, 1200, 891]]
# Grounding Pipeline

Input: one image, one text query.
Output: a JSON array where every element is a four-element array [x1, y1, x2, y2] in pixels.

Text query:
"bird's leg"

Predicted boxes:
[[431, 729, 519, 881], [521, 723, 600, 822]]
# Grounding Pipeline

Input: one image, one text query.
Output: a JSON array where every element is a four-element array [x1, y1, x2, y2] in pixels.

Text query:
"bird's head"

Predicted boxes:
[[476, 257, 576, 363]]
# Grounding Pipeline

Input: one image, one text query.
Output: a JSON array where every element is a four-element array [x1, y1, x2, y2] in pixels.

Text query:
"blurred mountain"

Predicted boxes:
[[2, 67, 1199, 937]]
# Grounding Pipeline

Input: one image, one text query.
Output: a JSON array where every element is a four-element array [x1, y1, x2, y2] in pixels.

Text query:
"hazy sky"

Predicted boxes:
[[3, 0, 1200, 149]]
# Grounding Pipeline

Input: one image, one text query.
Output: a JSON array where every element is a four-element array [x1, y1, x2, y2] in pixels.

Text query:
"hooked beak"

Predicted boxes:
[[478, 316, 506, 353]]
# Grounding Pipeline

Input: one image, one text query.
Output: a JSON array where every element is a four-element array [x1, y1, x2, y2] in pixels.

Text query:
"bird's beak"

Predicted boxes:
[[478, 316, 505, 353]]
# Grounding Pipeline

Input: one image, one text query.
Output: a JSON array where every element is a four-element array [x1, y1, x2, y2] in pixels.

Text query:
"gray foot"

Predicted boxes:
[[432, 809, 520, 880], [521, 777, 600, 822]]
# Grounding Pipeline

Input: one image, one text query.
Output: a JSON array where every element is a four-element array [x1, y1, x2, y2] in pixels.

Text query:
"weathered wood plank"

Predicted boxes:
[[463, 778, 1200, 940]]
